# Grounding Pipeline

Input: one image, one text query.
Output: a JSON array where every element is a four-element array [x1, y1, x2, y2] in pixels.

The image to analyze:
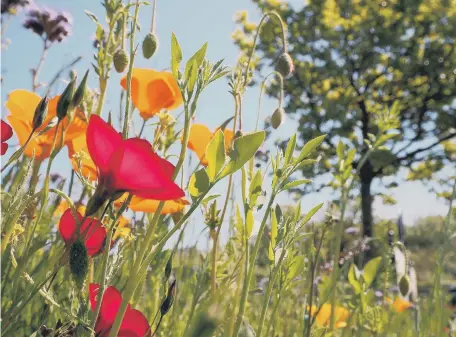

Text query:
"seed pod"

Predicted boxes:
[[142, 32, 159, 59], [399, 275, 410, 296], [160, 279, 177, 316], [69, 239, 89, 289], [275, 53, 294, 78], [113, 49, 129, 73], [71, 70, 89, 109], [271, 107, 285, 129], [57, 79, 76, 120], [32, 96, 49, 130]]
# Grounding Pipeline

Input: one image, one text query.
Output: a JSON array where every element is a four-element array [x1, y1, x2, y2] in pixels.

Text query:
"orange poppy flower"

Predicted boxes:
[[186, 124, 234, 166], [67, 134, 98, 181], [120, 69, 183, 120], [308, 304, 349, 329], [5, 90, 87, 160], [114, 193, 189, 215], [386, 297, 413, 313]]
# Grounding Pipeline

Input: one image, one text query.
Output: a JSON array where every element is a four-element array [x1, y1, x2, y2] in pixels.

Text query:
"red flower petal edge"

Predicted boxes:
[[58, 209, 106, 256], [1, 119, 13, 156], [89, 283, 151, 337]]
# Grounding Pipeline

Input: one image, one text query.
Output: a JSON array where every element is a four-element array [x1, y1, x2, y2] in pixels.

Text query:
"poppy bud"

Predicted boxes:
[[57, 79, 76, 120], [69, 239, 89, 288], [160, 279, 177, 316], [32, 96, 49, 130], [165, 253, 173, 281], [399, 275, 410, 296], [271, 107, 285, 129], [71, 70, 89, 109], [69, 69, 77, 81], [142, 32, 158, 59], [235, 130, 243, 138], [275, 53, 294, 78], [113, 49, 129, 73]]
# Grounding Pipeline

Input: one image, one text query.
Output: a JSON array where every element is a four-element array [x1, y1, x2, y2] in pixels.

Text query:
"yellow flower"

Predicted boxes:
[[54, 200, 87, 218], [67, 134, 98, 181], [5, 90, 87, 160], [308, 304, 349, 329], [386, 297, 413, 313], [120, 69, 183, 120], [186, 124, 234, 166]]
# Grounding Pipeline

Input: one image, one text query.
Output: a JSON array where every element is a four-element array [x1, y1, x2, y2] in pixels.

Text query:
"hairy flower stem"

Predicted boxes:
[[211, 94, 241, 296], [232, 195, 275, 337], [329, 150, 372, 330], [256, 248, 287, 337]]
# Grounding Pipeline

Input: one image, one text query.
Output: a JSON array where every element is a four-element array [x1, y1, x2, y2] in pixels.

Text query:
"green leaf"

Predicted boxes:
[[171, 32, 182, 78], [345, 148, 356, 167], [206, 130, 226, 182], [201, 194, 221, 206], [185, 42, 208, 93], [294, 159, 318, 171], [287, 255, 305, 280], [298, 135, 326, 161], [220, 131, 266, 178], [249, 170, 263, 207], [375, 132, 400, 147], [188, 168, 209, 198], [336, 140, 345, 159], [281, 179, 312, 191], [348, 264, 362, 294], [363, 256, 383, 288], [85, 10, 100, 24], [270, 209, 278, 248], [285, 134, 297, 164], [234, 205, 244, 237], [298, 203, 324, 229]]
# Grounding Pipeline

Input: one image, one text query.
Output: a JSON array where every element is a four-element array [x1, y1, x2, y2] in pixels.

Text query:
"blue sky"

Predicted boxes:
[[1, 0, 451, 247]]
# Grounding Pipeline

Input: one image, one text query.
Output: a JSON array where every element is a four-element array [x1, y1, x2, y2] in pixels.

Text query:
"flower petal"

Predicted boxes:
[[1, 142, 8, 155], [98, 286, 126, 332], [1, 119, 13, 142], [68, 134, 98, 181], [80, 217, 106, 256], [186, 124, 214, 166], [110, 138, 184, 200], [87, 115, 122, 175], [58, 208, 82, 246], [89, 283, 100, 311], [127, 195, 189, 214], [118, 308, 151, 337], [5, 90, 42, 121]]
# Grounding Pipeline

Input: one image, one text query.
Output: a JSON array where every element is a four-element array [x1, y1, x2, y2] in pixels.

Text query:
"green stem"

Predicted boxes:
[[329, 149, 372, 330], [232, 196, 275, 337], [256, 248, 287, 337]]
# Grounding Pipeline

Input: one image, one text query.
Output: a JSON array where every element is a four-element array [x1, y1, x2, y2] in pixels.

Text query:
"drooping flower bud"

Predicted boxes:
[[399, 275, 410, 296], [71, 69, 89, 109], [275, 53, 294, 78], [160, 279, 177, 316], [113, 49, 129, 73], [271, 107, 285, 129], [57, 78, 76, 120], [69, 239, 89, 289], [32, 96, 49, 130], [164, 253, 173, 281], [142, 32, 158, 59]]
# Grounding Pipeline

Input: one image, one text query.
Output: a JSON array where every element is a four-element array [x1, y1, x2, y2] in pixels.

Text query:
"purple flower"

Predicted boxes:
[[23, 4, 72, 43], [1, 0, 31, 14]]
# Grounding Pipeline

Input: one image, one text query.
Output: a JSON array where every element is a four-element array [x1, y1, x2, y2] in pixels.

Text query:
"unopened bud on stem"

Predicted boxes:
[[271, 107, 285, 129], [275, 53, 294, 78], [113, 49, 129, 73], [33, 96, 49, 130], [57, 79, 76, 120], [71, 70, 89, 109]]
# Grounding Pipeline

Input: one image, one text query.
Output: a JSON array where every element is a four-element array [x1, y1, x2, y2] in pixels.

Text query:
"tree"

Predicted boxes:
[[233, 0, 456, 237]]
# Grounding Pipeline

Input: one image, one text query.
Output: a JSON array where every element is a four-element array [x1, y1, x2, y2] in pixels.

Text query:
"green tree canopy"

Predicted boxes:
[[234, 0, 456, 237]]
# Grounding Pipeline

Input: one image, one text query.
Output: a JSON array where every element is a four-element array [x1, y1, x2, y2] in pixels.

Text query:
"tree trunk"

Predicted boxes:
[[359, 160, 374, 238]]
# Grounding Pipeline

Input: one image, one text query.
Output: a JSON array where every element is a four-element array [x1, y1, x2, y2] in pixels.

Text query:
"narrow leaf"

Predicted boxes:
[[206, 130, 226, 182]]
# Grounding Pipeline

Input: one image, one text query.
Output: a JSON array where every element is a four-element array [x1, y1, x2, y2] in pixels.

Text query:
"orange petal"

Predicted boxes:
[[67, 134, 98, 181], [316, 303, 332, 326], [186, 124, 214, 166], [114, 194, 189, 214], [393, 297, 413, 313], [121, 69, 183, 120], [7, 116, 52, 160], [5, 90, 42, 121]]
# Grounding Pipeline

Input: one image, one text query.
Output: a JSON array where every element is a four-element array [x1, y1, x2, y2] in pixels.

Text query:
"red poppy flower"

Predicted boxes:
[[87, 115, 185, 202], [58, 209, 106, 256], [89, 283, 151, 337], [1, 119, 13, 155]]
